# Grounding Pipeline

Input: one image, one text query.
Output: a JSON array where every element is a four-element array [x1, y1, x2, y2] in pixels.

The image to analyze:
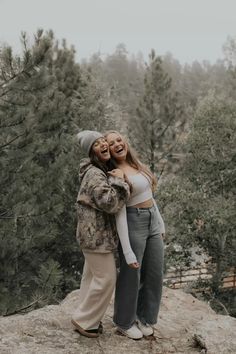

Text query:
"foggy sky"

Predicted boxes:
[[0, 0, 235, 64]]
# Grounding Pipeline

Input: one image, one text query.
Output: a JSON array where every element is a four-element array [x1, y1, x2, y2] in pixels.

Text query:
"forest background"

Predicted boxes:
[[0, 30, 235, 317]]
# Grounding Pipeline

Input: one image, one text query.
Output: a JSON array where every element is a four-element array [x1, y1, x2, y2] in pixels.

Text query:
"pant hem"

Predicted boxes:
[[113, 321, 135, 331]]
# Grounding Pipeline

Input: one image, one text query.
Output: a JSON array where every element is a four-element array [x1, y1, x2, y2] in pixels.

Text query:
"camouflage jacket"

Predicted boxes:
[[76, 159, 130, 252]]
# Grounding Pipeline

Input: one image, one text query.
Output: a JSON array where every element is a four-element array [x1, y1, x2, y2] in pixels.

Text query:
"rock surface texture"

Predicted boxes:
[[0, 287, 236, 354]]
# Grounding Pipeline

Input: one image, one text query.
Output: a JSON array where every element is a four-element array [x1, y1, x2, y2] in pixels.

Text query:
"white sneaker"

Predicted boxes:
[[136, 320, 154, 336], [117, 323, 143, 339]]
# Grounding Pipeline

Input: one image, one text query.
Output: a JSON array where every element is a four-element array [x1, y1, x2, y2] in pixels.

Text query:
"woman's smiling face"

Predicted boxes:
[[91, 137, 110, 162], [106, 132, 128, 161]]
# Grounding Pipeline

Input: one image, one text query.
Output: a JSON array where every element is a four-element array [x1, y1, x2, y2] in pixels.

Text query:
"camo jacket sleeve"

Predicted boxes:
[[81, 167, 130, 214]]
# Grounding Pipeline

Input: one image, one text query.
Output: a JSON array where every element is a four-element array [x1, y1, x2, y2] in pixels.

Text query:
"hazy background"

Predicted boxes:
[[0, 0, 236, 63]]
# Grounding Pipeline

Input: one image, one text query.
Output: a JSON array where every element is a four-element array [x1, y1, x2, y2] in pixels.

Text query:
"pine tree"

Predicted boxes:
[[128, 50, 184, 175], [0, 30, 109, 314], [84, 44, 145, 133]]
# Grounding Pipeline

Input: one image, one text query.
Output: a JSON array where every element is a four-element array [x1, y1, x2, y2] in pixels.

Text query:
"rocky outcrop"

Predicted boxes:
[[0, 287, 236, 354]]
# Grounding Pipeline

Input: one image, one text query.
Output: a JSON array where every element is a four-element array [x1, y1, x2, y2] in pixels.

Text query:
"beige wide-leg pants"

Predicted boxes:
[[72, 251, 116, 330]]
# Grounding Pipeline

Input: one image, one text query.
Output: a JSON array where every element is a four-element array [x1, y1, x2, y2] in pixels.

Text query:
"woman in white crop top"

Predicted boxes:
[[105, 131, 165, 340]]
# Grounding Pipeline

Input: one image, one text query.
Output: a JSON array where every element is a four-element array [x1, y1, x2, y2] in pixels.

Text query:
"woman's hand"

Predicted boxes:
[[161, 233, 165, 240], [128, 262, 140, 269], [108, 168, 124, 179]]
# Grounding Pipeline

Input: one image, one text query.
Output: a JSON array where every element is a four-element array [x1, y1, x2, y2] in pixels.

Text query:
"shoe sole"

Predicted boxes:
[[143, 332, 154, 337], [71, 319, 99, 338]]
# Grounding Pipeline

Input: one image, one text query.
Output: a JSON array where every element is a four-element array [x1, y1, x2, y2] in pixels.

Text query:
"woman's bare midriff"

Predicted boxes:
[[131, 198, 153, 208]]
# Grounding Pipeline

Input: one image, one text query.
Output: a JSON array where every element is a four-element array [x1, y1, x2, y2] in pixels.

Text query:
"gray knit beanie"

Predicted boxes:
[[76, 130, 103, 155]]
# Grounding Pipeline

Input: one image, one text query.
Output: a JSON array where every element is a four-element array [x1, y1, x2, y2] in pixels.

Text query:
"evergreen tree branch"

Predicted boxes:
[[158, 162, 167, 180], [0, 132, 25, 149], [0, 117, 26, 128], [0, 209, 50, 219], [0, 74, 18, 89], [208, 298, 229, 315], [157, 137, 180, 163], [0, 98, 29, 106], [0, 88, 11, 98], [0, 210, 10, 217], [3, 295, 45, 316], [156, 113, 176, 141]]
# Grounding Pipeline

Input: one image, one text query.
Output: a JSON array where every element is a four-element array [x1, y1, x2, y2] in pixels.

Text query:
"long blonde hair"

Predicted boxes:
[[104, 130, 157, 191]]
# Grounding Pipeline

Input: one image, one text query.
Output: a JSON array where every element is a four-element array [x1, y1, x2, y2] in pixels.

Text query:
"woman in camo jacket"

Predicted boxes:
[[71, 130, 135, 338]]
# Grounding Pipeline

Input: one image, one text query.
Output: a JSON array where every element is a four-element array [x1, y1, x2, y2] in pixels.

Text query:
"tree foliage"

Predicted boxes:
[[0, 30, 109, 314], [128, 50, 184, 175], [160, 92, 236, 293]]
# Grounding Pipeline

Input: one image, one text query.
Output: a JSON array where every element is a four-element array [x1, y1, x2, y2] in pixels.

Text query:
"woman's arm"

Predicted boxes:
[[115, 206, 138, 266], [152, 198, 165, 234], [89, 169, 130, 214]]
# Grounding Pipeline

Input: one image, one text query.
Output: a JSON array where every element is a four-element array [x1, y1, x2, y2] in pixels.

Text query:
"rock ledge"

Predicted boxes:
[[0, 287, 236, 354]]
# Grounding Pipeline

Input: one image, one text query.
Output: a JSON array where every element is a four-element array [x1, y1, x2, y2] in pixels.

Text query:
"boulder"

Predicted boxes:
[[0, 287, 235, 353]]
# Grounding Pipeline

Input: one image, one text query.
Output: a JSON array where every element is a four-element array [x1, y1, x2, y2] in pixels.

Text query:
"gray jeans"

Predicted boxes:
[[113, 205, 164, 329]]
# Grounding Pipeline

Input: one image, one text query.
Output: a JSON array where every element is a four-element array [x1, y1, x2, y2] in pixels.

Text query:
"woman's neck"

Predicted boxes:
[[115, 160, 138, 174], [116, 160, 129, 168]]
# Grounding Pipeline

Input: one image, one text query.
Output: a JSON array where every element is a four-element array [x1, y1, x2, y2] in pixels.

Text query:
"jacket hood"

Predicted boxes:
[[79, 158, 94, 181]]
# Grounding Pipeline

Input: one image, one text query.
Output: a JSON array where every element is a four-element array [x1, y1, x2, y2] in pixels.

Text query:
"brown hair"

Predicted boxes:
[[89, 147, 109, 174], [104, 130, 157, 191]]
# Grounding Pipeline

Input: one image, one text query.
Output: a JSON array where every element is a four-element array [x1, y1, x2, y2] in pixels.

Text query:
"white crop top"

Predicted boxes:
[[126, 173, 153, 206]]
